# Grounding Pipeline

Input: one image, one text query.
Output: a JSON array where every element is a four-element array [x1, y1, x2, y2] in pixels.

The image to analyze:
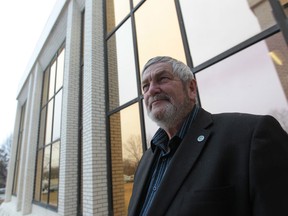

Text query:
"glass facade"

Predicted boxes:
[[33, 47, 65, 209], [107, 18, 138, 110], [8, 0, 288, 215], [106, 0, 288, 214]]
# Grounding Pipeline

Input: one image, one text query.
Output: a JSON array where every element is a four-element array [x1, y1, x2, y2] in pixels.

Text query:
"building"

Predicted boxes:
[[1, 0, 288, 215]]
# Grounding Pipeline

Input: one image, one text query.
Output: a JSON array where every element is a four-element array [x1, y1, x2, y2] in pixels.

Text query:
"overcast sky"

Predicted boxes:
[[0, 1, 58, 144]]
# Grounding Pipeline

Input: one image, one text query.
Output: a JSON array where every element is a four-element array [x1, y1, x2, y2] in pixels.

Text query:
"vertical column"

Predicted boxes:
[[58, 0, 81, 216], [21, 63, 43, 214], [82, 0, 108, 215], [16, 73, 34, 211]]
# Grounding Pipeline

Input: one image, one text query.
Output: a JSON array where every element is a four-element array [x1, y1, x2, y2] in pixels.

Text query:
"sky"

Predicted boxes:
[[0, 1, 58, 144]]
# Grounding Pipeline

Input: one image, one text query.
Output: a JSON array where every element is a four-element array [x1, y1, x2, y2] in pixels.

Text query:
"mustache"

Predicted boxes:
[[148, 94, 170, 105]]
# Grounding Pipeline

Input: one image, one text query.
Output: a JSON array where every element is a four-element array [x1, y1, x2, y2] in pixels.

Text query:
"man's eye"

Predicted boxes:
[[142, 84, 149, 93], [159, 77, 170, 82]]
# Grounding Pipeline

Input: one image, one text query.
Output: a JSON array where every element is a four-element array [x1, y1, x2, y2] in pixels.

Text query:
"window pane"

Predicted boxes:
[[110, 103, 143, 215], [42, 68, 49, 106], [39, 106, 47, 148], [179, 0, 276, 65], [34, 149, 43, 202], [53, 90, 62, 141], [108, 18, 137, 110], [135, 0, 186, 70], [49, 141, 60, 207], [45, 100, 54, 144], [196, 34, 288, 132], [55, 49, 65, 93], [41, 146, 51, 204], [48, 61, 56, 99], [106, 0, 130, 33]]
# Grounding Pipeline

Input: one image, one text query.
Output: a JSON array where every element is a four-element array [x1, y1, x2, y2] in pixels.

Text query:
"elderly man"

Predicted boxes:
[[128, 56, 288, 216]]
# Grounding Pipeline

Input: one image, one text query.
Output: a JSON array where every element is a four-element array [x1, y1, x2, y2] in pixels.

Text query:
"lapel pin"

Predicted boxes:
[[197, 135, 205, 142]]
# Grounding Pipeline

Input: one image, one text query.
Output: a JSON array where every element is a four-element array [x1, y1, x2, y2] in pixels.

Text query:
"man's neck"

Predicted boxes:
[[163, 120, 185, 139]]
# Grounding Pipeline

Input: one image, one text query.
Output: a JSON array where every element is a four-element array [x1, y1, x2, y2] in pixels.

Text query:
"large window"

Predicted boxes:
[[33, 47, 65, 209], [107, 0, 180, 214], [106, 0, 288, 214], [12, 103, 26, 195]]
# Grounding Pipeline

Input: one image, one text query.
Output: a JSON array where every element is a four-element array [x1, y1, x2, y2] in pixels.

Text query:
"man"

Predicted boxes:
[[128, 56, 288, 216]]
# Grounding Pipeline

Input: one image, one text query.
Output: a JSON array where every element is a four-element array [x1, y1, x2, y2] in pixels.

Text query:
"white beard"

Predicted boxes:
[[148, 95, 192, 130]]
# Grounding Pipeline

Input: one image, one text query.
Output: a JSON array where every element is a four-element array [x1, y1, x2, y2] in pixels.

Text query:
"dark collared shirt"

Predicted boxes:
[[140, 105, 199, 216]]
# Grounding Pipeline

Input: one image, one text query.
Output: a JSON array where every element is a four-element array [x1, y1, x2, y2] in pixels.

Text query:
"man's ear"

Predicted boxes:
[[187, 79, 197, 101]]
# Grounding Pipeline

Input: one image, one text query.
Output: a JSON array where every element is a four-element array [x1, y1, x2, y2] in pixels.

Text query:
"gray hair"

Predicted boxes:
[[141, 56, 194, 83]]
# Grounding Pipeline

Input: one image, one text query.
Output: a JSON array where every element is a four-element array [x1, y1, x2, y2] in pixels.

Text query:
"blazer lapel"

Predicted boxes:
[[147, 108, 213, 215], [128, 148, 159, 216]]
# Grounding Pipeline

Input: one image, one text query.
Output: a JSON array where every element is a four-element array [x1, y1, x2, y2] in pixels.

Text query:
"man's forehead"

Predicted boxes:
[[142, 62, 172, 76]]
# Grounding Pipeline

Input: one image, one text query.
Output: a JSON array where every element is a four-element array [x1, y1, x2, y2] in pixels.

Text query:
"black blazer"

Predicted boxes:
[[128, 108, 288, 216]]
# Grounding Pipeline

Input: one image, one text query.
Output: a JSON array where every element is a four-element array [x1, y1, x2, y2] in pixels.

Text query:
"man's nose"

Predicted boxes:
[[147, 82, 161, 96]]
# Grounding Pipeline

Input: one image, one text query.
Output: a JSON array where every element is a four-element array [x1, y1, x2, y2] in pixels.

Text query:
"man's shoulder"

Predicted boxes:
[[198, 108, 261, 123], [212, 111, 262, 121], [199, 108, 280, 129], [210, 110, 286, 135]]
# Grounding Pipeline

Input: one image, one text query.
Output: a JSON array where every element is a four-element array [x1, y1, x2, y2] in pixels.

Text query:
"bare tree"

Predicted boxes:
[[124, 135, 143, 166], [123, 159, 136, 176], [0, 133, 12, 188]]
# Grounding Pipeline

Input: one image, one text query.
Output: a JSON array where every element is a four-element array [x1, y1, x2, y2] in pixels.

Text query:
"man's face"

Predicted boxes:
[[141, 62, 196, 127]]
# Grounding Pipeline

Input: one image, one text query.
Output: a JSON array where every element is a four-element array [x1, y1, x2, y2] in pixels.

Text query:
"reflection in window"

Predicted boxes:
[[38, 107, 47, 149], [196, 37, 288, 132], [42, 69, 49, 106], [110, 103, 142, 215], [41, 146, 51, 203], [12, 103, 26, 195], [34, 149, 43, 202], [49, 141, 60, 207], [34, 47, 65, 208], [179, 0, 275, 65], [53, 90, 63, 141], [107, 18, 137, 111], [135, 0, 186, 70], [56, 51, 64, 92], [106, 0, 130, 33], [45, 100, 53, 144], [48, 61, 56, 100]]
